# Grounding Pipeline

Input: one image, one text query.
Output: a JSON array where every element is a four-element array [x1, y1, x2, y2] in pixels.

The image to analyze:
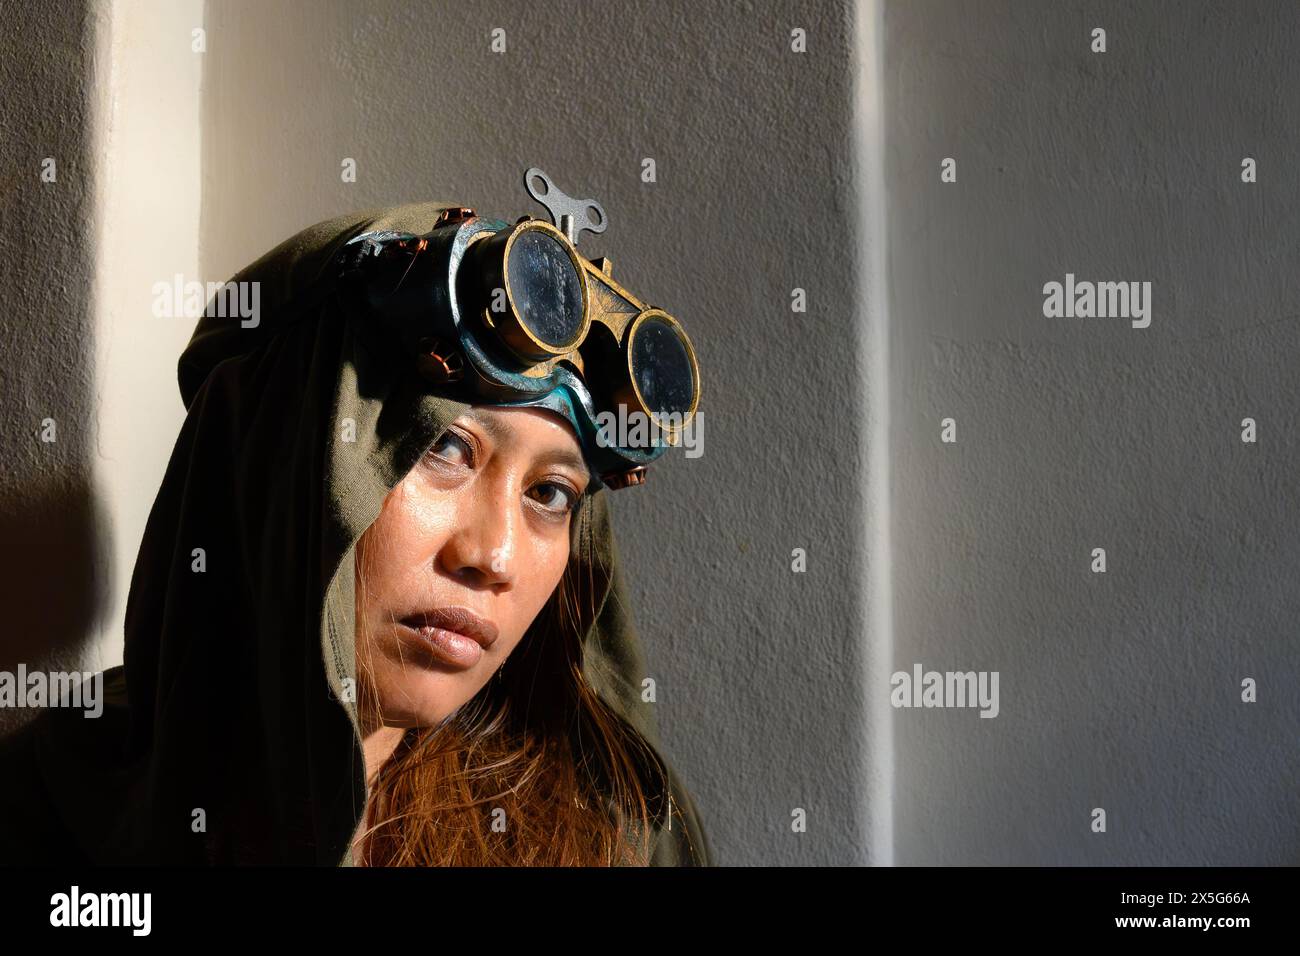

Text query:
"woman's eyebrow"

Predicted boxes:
[[468, 410, 590, 478], [467, 409, 513, 446], [532, 447, 590, 477]]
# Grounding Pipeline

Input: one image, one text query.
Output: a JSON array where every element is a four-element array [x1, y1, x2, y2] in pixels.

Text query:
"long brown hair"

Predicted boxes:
[[351, 503, 669, 866]]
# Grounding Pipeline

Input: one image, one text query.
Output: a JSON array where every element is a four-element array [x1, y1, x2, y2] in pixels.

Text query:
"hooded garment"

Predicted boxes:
[[0, 201, 712, 867]]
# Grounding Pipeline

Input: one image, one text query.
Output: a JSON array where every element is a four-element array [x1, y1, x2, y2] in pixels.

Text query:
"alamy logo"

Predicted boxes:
[[890, 663, 1000, 718], [151, 274, 261, 328], [50, 886, 151, 936], [594, 405, 704, 458], [0, 666, 102, 717], [1042, 273, 1151, 328]]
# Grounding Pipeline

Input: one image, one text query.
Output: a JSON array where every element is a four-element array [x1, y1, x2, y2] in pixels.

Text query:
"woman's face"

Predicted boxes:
[[355, 404, 590, 728]]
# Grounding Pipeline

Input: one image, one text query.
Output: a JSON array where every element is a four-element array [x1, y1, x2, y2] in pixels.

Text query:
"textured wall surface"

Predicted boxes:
[[0, 0, 109, 735], [883, 0, 1300, 864], [0, 0, 204, 735]]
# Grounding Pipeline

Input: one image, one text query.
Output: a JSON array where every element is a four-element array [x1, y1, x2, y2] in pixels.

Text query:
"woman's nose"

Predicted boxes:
[[438, 482, 518, 590]]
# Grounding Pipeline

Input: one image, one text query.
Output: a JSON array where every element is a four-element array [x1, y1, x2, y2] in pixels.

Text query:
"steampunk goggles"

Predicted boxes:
[[339, 168, 701, 491]]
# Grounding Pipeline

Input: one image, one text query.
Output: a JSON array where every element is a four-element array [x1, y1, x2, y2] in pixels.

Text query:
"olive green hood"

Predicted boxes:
[[0, 202, 710, 866]]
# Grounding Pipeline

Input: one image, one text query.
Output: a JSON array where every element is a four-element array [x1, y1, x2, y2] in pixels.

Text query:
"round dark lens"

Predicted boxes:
[[507, 230, 584, 348], [630, 317, 695, 418]]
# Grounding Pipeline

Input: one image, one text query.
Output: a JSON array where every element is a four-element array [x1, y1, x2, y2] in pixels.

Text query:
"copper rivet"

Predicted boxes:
[[416, 339, 465, 383], [436, 206, 476, 226], [601, 466, 648, 490]]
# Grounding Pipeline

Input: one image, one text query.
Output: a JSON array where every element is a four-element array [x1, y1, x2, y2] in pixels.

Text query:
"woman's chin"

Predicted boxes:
[[373, 669, 480, 727]]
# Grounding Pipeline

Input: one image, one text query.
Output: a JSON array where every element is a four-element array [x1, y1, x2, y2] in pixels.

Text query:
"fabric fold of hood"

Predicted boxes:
[[0, 202, 711, 867]]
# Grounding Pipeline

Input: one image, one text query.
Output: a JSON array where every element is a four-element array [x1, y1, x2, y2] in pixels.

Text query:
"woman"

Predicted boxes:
[[0, 191, 711, 866]]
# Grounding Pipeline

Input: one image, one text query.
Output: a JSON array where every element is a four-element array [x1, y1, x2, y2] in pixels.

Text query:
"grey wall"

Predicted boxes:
[[0, 0, 111, 736], [883, 0, 1300, 864]]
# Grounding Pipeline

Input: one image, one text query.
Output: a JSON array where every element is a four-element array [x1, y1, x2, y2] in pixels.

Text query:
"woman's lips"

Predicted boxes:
[[401, 624, 483, 668], [397, 606, 499, 670]]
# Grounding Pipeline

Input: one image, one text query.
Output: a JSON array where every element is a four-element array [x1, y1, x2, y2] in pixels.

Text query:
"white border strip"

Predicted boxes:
[[854, 0, 894, 865]]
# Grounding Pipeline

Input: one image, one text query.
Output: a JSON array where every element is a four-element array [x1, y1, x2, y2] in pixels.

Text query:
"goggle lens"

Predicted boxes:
[[629, 314, 697, 422], [506, 229, 586, 350]]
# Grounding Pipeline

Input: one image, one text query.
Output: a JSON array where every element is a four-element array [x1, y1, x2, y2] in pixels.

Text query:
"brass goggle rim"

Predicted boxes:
[[623, 308, 702, 440], [479, 217, 701, 439], [497, 218, 593, 358]]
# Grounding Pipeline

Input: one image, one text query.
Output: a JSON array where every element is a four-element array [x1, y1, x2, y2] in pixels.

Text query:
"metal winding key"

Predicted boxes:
[[523, 167, 608, 247]]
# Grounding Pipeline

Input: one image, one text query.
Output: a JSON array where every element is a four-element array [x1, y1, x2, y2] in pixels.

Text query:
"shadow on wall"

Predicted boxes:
[[0, 0, 114, 736], [0, 479, 112, 737]]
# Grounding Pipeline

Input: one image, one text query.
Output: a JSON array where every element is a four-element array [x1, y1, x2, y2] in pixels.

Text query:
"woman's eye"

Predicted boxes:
[[427, 431, 473, 467], [529, 482, 578, 515]]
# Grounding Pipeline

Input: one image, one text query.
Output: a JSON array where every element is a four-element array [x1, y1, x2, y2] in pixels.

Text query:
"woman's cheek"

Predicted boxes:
[[383, 475, 454, 544], [524, 533, 570, 599]]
